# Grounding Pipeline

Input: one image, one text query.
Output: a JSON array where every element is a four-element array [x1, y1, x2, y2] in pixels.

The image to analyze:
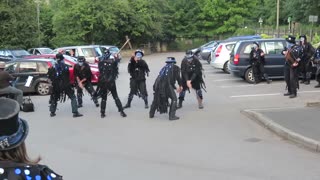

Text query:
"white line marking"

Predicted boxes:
[[212, 79, 239, 82], [219, 82, 282, 88], [230, 90, 320, 98]]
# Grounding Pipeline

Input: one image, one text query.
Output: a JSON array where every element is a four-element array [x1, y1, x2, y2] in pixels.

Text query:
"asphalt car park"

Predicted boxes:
[[17, 52, 320, 179]]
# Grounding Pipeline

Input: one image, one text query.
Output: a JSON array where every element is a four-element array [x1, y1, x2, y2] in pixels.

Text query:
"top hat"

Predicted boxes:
[[0, 98, 29, 151], [285, 35, 296, 44], [165, 57, 176, 63]]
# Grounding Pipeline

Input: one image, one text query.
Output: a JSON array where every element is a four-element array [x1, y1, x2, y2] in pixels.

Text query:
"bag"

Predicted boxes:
[[21, 97, 34, 112]]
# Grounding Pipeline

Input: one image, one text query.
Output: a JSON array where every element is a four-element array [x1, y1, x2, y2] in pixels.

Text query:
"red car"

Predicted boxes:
[[26, 54, 99, 84]]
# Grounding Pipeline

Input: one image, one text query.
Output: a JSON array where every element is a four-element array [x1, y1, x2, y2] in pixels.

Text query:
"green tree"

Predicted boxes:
[[0, 0, 38, 49]]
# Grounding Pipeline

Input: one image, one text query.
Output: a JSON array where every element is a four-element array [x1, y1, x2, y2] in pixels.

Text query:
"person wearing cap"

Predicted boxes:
[[73, 56, 99, 108], [149, 57, 182, 120], [313, 45, 320, 88], [177, 50, 206, 109], [97, 54, 127, 118], [47, 53, 83, 117], [0, 98, 63, 179], [282, 35, 302, 98], [298, 35, 315, 85], [0, 62, 23, 106], [249, 42, 271, 84], [123, 49, 150, 109]]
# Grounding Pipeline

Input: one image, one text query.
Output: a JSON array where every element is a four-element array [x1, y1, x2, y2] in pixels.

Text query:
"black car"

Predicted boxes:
[[229, 38, 289, 83], [5, 58, 54, 95]]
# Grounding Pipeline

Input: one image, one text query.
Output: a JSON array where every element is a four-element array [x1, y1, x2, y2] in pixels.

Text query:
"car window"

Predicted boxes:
[[18, 62, 37, 73], [81, 48, 96, 57], [94, 47, 103, 56], [261, 41, 284, 55], [11, 50, 30, 57], [225, 44, 235, 51], [242, 43, 254, 54], [38, 62, 48, 73], [0, 50, 5, 56], [39, 48, 53, 54], [5, 62, 18, 73], [109, 47, 119, 53], [35, 49, 41, 55]]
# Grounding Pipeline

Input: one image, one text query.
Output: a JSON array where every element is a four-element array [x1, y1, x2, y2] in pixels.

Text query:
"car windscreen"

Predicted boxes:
[[39, 48, 53, 54], [109, 47, 120, 53], [11, 50, 30, 57], [81, 48, 97, 57], [5, 62, 18, 73], [94, 47, 103, 56]]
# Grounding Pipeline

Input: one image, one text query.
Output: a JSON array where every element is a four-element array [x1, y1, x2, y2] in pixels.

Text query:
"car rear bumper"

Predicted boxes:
[[229, 63, 246, 77]]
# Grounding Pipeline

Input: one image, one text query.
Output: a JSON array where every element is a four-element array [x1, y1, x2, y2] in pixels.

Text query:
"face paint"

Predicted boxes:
[[300, 37, 305, 42], [253, 44, 258, 49], [79, 62, 83, 66]]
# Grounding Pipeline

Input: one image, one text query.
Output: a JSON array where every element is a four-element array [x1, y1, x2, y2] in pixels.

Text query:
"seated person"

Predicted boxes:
[[0, 62, 23, 106]]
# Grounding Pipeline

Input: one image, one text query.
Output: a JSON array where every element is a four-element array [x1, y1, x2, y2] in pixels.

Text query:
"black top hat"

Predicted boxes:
[[285, 35, 296, 44], [165, 57, 176, 63], [0, 98, 29, 151]]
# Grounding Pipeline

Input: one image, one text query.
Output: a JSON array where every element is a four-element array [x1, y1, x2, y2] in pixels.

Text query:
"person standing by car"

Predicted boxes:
[[48, 53, 83, 117], [298, 35, 314, 85], [249, 42, 271, 84], [0, 62, 23, 106], [0, 98, 63, 179], [74, 56, 99, 108], [97, 54, 126, 118], [123, 50, 150, 109], [177, 51, 205, 109], [282, 35, 303, 98], [313, 45, 320, 88], [149, 57, 182, 120]]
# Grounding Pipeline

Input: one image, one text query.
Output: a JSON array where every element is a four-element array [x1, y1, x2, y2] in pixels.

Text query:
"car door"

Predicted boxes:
[[15, 61, 39, 93], [260, 41, 286, 76]]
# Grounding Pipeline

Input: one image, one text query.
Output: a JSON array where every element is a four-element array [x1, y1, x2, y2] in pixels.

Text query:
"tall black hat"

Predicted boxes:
[[285, 35, 296, 44], [0, 98, 29, 151], [165, 57, 176, 63]]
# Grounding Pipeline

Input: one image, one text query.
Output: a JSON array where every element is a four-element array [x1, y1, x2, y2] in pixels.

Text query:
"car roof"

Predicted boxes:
[[236, 38, 285, 44], [7, 58, 53, 63], [56, 45, 102, 49]]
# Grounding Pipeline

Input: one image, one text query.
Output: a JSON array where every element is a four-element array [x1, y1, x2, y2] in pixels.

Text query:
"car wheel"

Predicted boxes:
[[223, 61, 230, 74], [36, 82, 50, 95], [244, 67, 255, 83]]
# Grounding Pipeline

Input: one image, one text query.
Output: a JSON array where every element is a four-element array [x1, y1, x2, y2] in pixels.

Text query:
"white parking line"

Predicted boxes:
[[230, 90, 320, 98], [211, 78, 240, 82], [219, 83, 282, 88]]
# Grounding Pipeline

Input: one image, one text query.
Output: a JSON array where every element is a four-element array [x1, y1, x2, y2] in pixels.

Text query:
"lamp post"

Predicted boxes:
[[276, 0, 280, 37], [35, 0, 41, 46]]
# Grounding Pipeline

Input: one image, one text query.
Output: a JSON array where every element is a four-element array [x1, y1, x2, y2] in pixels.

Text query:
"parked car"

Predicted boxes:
[[225, 35, 261, 41], [0, 49, 31, 61], [100, 45, 122, 63], [4, 58, 54, 95], [210, 40, 237, 73], [189, 41, 218, 62], [28, 47, 53, 55], [52, 45, 104, 64], [228, 38, 309, 83], [25, 54, 99, 84]]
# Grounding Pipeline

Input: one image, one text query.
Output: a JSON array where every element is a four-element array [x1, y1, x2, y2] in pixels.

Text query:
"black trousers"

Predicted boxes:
[[252, 62, 269, 82], [128, 79, 148, 99], [316, 64, 320, 83], [50, 87, 78, 114], [299, 60, 312, 81], [100, 82, 123, 114], [76, 82, 97, 105], [284, 63, 298, 95]]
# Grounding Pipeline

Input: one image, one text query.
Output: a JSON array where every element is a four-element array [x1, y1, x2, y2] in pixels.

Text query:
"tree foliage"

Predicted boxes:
[[0, 0, 319, 49]]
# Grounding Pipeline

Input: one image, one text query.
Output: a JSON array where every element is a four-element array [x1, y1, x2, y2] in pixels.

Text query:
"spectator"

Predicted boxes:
[[0, 62, 23, 106], [0, 98, 63, 179]]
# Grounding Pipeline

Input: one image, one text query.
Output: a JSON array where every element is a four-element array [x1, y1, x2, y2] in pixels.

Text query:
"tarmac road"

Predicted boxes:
[[20, 52, 320, 180]]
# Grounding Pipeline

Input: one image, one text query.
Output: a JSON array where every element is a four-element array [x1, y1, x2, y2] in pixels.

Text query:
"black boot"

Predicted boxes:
[[144, 98, 149, 109], [50, 112, 56, 117], [73, 112, 83, 117], [289, 93, 297, 98], [123, 95, 133, 109], [101, 112, 106, 118], [169, 100, 179, 120], [120, 111, 127, 117], [283, 92, 291, 96], [177, 99, 183, 109], [149, 103, 156, 118]]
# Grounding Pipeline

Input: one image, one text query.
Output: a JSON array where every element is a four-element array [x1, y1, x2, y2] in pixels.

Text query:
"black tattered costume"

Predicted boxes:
[[124, 50, 150, 109], [47, 54, 82, 117], [97, 55, 126, 118], [178, 52, 205, 109], [73, 57, 99, 107], [149, 57, 182, 120]]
